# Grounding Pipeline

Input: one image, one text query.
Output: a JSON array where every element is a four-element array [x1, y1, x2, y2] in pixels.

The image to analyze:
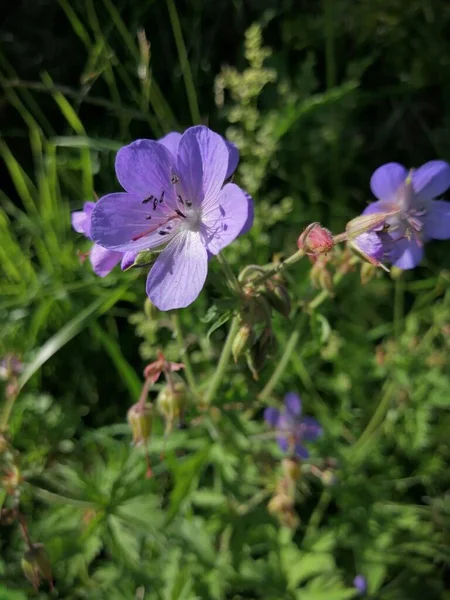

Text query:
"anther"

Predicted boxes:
[[171, 175, 179, 184], [142, 195, 154, 205], [175, 209, 186, 218]]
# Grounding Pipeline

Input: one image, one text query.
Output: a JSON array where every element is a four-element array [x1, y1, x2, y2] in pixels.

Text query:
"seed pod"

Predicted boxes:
[[232, 321, 253, 363], [127, 402, 153, 446], [157, 381, 188, 421], [22, 544, 52, 591], [265, 281, 291, 317]]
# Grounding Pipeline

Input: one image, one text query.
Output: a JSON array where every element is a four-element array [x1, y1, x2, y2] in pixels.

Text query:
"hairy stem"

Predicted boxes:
[[258, 315, 307, 401], [216, 252, 242, 296], [171, 312, 197, 393], [204, 314, 241, 405]]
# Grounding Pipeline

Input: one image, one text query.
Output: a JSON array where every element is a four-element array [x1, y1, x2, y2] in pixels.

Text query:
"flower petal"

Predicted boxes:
[[362, 200, 390, 216], [225, 140, 239, 180], [370, 163, 407, 201], [353, 232, 384, 261], [300, 416, 322, 441], [294, 444, 309, 459], [115, 139, 177, 204], [423, 200, 450, 240], [177, 125, 229, 207], [277, 436, 289, 453], [89, 244, 123, 277], [412, 161, 450, 200], [284, 393, 302, 418], [264, 407, 280, 427], [91, 192, 179, 253], [158, 132, 181, 159], [121, 251, 138, 270], [72, 201, 95, 237], [146, 231, 208, 310], [202, 183, 254, 255], [390, 237, 424, 270]]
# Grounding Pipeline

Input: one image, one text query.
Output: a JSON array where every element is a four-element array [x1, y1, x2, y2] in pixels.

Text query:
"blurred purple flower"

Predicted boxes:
[[363, 161, 450, 269], [353, 575, 367, 595], [264, 393, 322, 459], [71, 202, 127, 277], [91, 126, 253, 310], [0, 354, 23, 380]]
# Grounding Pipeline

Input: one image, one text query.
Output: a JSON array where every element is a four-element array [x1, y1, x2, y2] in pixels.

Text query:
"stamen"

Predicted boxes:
[[132, 215, 178, 241], [186, 200, 192, 207], [145, 215, 152, 220], [153, 197, 158, 210], [171, 175, 179, 184], [159, 191, 165, 203], [159, 231, 169, 236], [177, 194, 184, 205], [142, 195, 154, 205], [175, 209, 186, 218]]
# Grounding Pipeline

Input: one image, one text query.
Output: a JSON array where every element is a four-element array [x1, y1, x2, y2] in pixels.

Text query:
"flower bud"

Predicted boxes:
[[298, 223, 334, 256], [265, 281, 291, 317], [21, 544, 52, 590], [232, 322, 253, 362], [157, 381, 188, 420], [127, 402, 153, 446], [310, 257, 334, 293], [123, 249, 161, 270]]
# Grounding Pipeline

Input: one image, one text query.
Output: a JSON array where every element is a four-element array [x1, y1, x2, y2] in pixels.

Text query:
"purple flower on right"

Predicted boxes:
[[264, 393, 322, 459], [353, 575, 367, 596], [362, 161, 450, 269]]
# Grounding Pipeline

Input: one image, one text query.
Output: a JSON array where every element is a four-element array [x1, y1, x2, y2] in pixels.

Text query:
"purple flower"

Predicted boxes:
[[91, 126, 253, 310], [353, 575, 367, 595], [363, 161, 450, 269], [71, 202, 126, 277], [264, 393, 322, 459]]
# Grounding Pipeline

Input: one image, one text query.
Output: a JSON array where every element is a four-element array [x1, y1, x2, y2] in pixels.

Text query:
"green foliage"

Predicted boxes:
[[1, 1, 450, 599]]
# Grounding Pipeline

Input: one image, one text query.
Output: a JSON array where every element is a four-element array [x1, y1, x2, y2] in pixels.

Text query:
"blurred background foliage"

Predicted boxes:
[[1, 0, 450, 598]]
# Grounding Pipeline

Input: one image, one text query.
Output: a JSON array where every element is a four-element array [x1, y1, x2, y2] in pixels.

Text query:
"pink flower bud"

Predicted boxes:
[[297, 223, 334, 256]]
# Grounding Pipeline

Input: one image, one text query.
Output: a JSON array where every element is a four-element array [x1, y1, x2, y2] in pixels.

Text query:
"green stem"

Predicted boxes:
[[166, 0, 201, 125], [171, 312, 197, 393], [0, 384, 18, 432], [394, 274, 404, 340], [304, 488, 332, 541], [216, 252, 241, 296], [250, 249, 305, 287], [258, 315, 307, 401], [351, 380, 396, 461], [204, 315, 240, 405]]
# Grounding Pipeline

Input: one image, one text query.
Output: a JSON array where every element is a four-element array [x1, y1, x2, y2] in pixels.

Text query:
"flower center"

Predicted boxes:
[[181, 205, 202, 232]]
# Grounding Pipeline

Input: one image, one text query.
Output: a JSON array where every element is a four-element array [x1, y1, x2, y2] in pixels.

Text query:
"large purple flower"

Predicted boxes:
[[363, 161, 450, 269], [91, 126, 253, 310], [264, 393, 322, 459], [71, 202, 126, 277]]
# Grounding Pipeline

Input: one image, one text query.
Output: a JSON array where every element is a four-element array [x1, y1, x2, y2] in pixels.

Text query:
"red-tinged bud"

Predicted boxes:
[[157, 381, 188, 421], [282, 457, 301, 481], [21, 544, 53, 591], [127, 402, 153, 446], [298, 223, 334, 256], [232, 322, 253, 362]]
